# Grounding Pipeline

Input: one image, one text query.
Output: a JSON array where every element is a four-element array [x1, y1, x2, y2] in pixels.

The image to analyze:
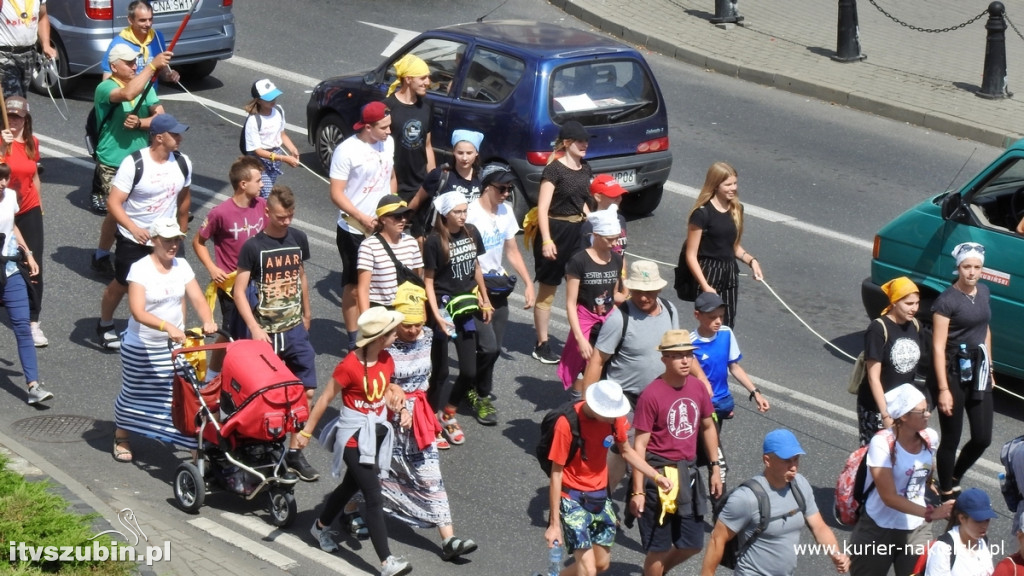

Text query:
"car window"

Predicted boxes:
[[459, 48, 525, 103], [549, 60, 658, 126], [966, 157, 1024, 231], [383, 39, 467, 96]]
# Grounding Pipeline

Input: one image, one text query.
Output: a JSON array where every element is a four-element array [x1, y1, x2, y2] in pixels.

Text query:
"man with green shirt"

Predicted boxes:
[[90, 43, 170, 276]]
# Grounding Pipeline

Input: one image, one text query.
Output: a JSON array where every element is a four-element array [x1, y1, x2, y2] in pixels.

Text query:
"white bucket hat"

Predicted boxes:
[[585, 379, 630, 418]]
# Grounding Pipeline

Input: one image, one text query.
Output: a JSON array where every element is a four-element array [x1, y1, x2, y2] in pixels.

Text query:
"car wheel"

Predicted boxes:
[[179, 60, 217, 81], [620, 184, 664, 217], [316, 114, 348, 173], [30, 36, 69, 95]]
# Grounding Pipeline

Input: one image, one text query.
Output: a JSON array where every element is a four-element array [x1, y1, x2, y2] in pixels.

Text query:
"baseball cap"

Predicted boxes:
[[354, 101, 389, 130], [695, 292, 726, 313], [149, 114, 189, 135], [558, 120, 590, 142], [590, 174, 627, 198], [5, 96, 29, 117], [108, 44, 139, 66], [957, 488, 998, 521], [376, 194, 413, 218], [150, 218, 185, 239], [480, 165, 516, 189], [763, 429, 806, 459], [251, 78, 283, 102]]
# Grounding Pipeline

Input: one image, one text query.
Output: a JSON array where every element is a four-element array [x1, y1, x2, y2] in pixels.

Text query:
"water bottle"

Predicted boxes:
[[548, 540, 563, 576], [439, 309, 457, 339], [958, 343, 973, 382], [999, 472, 1008, 495]]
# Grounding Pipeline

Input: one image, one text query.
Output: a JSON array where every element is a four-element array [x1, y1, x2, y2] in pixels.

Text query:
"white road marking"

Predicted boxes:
[[225, 55, 322, 88], [160, 92, 309, 136], [187, 517, 299, 570], [217, 512, 363, 574], [357, 21, 420, 58]]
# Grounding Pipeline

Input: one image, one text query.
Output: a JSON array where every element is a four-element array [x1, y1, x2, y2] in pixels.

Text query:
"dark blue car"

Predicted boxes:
[[306, 20, 672, 220]]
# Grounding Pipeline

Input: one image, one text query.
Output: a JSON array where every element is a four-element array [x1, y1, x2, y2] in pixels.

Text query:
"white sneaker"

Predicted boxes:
[[27, 384, 54, 405], [309, 519, 339, 553], [380, 555, 411, 576], [30, 322, 48, 347]]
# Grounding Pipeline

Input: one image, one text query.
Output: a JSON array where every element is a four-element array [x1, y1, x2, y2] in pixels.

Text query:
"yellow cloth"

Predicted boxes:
[[118, 27, 157, 65], [182, 330, 207, 382], [386, 54, 431, 97], [522, 207, 540, 251], [658, 466, 679, 525], [880, 276, 918, 315], [204, 270, 237, 314], [393, 285, 427, 324]]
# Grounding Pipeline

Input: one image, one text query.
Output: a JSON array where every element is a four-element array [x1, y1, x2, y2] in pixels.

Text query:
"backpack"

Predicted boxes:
[[910, 532, 960, 576], [1000, 433, 1024, 511], [847, 317, 920, 394], [712, 478, 807, 570], [834, 428, 934, 526], [128, 149, 190, 191], [536, 401, 611, 477], [239, 105, 284, 155], [84, 107, 116, 160]]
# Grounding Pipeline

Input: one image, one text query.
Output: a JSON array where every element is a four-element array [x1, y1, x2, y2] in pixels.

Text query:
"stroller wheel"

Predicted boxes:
[[268, 490, 296, 527], [174, 462, 206, 513]]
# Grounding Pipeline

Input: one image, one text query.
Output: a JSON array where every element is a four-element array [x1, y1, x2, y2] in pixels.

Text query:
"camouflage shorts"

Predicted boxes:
[[92, 163, 118, 198], [0, 49, 37, 97], [558, 494, 617, 553]]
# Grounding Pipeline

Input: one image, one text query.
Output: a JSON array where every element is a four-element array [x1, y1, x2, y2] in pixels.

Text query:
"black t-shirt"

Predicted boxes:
[[542, 160, 592, 216], [689, 203, 738, 262], [857, 316, 922, 410], [565, 249, 622, 316], [236, 228, 311, 334], [422, 165, 481, 202], [386, 94, 433, 197], [931, 282, 991, 348], [423, 226, 485, 297]]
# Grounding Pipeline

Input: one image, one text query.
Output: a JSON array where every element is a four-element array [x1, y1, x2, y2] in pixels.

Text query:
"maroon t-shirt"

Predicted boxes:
[[633, 375, 713, 461]]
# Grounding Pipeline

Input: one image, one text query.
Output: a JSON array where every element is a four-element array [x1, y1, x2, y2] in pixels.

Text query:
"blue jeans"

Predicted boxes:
[[3, 273, 38, 384]]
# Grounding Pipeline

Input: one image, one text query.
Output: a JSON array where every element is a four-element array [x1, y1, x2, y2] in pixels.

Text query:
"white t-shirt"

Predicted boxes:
[[0, 0, 44, 47], [243, 106, 284, 151], [466, 199, 520, 274], [112, 148, 192, 243], [0, 188, 19, 278], [125, 256, 196, 347], [329, 134, 394, 232], [924, 526, 994, 576], [864, 428, 938, 530]]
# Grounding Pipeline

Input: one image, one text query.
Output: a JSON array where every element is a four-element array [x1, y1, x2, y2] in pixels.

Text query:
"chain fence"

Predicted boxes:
[[865, 0, 987, 33]]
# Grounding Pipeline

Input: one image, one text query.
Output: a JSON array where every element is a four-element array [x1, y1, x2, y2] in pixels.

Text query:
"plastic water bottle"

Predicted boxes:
[[958, 343, 973, 382], [439, 309, 457, 339], [999, 472, 1008, 495], [548, 540, 563, 576]]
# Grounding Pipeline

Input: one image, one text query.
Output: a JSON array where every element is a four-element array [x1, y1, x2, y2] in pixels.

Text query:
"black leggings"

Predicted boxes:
[[930, 355, 994, 492], [14, 206, 42, 322], [319, 438, 391, 562], [427, 310, 499, 411]]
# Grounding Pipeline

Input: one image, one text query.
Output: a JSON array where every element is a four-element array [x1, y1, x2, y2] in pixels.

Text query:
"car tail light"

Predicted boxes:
[[872, 235, 881, 259], [223, 0, 233, 5], [85, 0, 113, 20], [636, 136, 669, 154], [527, 151, 551, 166]]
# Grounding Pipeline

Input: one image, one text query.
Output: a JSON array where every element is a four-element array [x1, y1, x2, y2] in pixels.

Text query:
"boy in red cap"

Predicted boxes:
[[580, 173, 627, 255]]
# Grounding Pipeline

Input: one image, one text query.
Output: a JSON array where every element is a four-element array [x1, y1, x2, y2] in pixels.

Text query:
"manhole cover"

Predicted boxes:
[[11, 415, 108, 443]]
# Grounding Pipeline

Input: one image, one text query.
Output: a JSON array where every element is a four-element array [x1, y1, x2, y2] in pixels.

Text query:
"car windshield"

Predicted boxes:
[[549, 60, 658, 126]]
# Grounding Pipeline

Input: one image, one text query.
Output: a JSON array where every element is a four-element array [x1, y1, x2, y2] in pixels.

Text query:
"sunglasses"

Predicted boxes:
[[954, 242, 985, 257], [491, 185, 512, 194]]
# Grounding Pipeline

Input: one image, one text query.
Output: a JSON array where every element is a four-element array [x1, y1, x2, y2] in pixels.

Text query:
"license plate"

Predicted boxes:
[[613, 169, 637, 189], [151, 0, 194, 14]]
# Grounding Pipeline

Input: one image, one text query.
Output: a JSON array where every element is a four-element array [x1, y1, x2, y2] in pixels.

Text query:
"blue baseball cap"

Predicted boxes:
[[763, 429, 805, 459], [957, 488, 998, 521], [149, 114, 189, 135]]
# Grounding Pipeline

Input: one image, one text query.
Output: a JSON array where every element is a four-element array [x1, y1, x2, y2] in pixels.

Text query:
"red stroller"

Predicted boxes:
[[170, 335, 309, 527]]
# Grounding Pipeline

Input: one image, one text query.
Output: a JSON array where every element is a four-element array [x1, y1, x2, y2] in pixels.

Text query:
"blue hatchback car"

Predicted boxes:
[[306, 20, 672, 219]]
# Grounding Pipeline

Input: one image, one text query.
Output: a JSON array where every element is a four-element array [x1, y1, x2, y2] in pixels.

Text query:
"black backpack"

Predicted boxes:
[[127, 149, 190, 191], [712, 478, 806, 570], [84, 107, 116, 160], [536, 401, 611, 477], [239, 105, 284, 155]]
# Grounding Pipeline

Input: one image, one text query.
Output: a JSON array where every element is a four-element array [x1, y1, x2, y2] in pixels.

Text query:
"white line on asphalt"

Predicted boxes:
[[225, 55, 322, 88], [357, 21, 420, 58], [187, 517, 300, 570], [160, 92, 309, 136], [217, 512, 362, 574]]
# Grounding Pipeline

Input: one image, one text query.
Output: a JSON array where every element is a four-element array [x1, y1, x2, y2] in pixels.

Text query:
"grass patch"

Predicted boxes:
[[0, 453, 136, 575]]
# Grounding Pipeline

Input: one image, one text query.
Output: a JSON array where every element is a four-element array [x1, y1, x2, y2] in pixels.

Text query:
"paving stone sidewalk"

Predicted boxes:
[[558, 0, 1024, 147]]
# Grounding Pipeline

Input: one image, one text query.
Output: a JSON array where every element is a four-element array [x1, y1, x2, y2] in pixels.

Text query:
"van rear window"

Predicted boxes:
[[549, 60, 657, 126]]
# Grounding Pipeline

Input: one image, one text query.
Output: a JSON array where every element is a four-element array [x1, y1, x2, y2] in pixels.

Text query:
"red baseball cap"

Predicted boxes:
[[354, 101, 390, 130], [590, 174, 627, 198]]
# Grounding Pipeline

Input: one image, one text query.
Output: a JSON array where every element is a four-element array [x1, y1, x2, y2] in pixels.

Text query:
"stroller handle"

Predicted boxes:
[[167, 328, 235, 351]]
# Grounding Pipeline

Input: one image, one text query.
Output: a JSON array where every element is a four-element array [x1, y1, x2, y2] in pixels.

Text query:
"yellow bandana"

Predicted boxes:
[[880, 276, 918, 315], [386, 54, 430, 97]]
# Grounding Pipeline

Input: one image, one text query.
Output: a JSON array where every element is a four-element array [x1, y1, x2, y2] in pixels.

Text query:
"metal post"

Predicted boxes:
[[833, 0, 866, 62], [977, 1, 1012, 99], [710, 0, 743, 25]]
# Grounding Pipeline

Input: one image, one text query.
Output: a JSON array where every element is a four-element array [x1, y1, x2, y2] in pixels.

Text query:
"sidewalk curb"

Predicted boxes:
[[556, 0, 1023, 149]]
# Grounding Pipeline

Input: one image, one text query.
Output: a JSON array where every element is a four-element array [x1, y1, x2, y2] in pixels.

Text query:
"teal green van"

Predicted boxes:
[[861, 141, 1024, 378]]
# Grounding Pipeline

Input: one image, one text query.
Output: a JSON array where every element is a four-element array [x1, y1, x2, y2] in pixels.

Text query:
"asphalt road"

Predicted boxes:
[[0, 1, 1021, 575]]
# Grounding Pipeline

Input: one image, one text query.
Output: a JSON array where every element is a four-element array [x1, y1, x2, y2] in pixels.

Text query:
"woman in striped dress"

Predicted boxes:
[[112, 218, 217, 463], [683, 162, 763, 328]]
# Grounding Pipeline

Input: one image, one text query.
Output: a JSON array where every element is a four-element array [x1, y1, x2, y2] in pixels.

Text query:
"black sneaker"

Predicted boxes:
[[91, 194, 108, 214], [91, 254, 115, 278], [286, 450, 319, 482], [96, 321, 121, 350], [532, 341, 560, 364]]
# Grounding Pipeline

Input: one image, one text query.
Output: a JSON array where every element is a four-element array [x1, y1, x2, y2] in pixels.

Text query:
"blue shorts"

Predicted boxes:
[[637, 481, 705, 553], [558, 493, 616, 553], [269, 323, 317, 389]]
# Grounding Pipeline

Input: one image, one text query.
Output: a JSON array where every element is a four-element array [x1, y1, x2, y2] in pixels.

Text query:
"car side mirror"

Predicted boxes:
[[363, 72, 377, 86], [941, 191, 966, 221]]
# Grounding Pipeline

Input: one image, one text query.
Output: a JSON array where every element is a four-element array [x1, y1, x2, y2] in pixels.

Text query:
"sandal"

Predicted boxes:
[[435, 432, 451, 450], [440, 414, 465, 445], [342, 512, 369, 538], [112, 437, 133, 463], [441, 536, 478, 561]]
